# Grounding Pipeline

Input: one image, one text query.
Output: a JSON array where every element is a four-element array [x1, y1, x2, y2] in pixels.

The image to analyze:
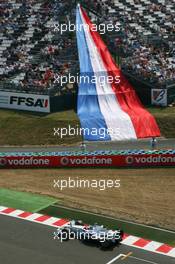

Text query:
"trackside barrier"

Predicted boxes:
[[0, 149, 175, 168]]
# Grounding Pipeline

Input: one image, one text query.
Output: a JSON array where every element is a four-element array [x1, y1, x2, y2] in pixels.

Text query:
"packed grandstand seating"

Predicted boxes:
[[0, 0, 174, 95], [0, 0, 77, 95]]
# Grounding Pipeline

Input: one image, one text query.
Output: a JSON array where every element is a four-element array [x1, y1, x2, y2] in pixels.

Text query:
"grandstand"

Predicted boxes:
[[0, 0, 175, 106], [0, 0, 77, 96]]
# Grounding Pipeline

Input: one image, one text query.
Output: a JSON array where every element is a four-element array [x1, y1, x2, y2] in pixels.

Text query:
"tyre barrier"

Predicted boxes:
[[0, 149, 175, 168]]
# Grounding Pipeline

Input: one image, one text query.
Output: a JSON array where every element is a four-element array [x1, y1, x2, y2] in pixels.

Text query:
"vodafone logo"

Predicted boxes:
[[126, 155, 175, 165], [136, 155, 175, 164], [60, 157, 69, 166], [60, 156, 112, 166], [6, 157, 50, 166], [126, 156, 134, 164], [0, 158, 7, 166]]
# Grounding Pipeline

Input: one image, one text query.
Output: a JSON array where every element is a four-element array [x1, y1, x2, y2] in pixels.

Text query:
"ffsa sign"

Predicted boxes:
[[0, 91, 50, 112], [10, 96, 49, 108]]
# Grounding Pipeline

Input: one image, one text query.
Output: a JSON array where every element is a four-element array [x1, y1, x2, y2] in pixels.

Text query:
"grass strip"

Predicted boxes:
[[0, 107, 175, 146], [0, 188, 57, 212]]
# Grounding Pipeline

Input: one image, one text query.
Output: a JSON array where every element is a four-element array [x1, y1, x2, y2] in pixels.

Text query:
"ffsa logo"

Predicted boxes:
[[10, 96, 49, 108]]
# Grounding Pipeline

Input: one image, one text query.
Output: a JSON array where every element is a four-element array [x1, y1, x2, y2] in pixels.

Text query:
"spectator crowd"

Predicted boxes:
[[0, 0, 174, 94]]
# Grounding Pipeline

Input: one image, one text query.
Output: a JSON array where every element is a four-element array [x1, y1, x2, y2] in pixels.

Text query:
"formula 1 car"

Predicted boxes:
[[54, 220, 124, 249]]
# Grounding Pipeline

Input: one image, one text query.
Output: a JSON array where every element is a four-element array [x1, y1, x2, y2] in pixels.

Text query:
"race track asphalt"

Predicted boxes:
[[0, 214, 174, 264]]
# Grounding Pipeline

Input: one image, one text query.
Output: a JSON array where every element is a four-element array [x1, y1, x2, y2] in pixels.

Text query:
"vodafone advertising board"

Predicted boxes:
[[0, 91, 50, 113], [0, 154, 175, 168]]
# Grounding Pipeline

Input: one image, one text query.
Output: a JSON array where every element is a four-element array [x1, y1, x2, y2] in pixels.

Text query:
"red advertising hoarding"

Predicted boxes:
[[0, 154, 175, 169]]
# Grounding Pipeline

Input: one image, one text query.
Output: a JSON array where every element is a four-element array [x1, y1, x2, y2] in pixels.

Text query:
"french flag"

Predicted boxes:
[[76, 5, 160, 141]]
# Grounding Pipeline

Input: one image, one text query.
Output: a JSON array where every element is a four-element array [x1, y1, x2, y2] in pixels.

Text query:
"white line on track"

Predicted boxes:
[[106, 254, 125, 264], [129, 256, 159, 264], [106, 254, 160, 264]]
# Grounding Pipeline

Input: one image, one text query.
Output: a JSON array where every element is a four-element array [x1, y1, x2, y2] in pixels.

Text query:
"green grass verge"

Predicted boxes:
[[0, 107, 174, 146], [148, 107, 175, 138], [0, 188, 57, 212], [40, 205, 175, 246], [0, 109, 81, 145]]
